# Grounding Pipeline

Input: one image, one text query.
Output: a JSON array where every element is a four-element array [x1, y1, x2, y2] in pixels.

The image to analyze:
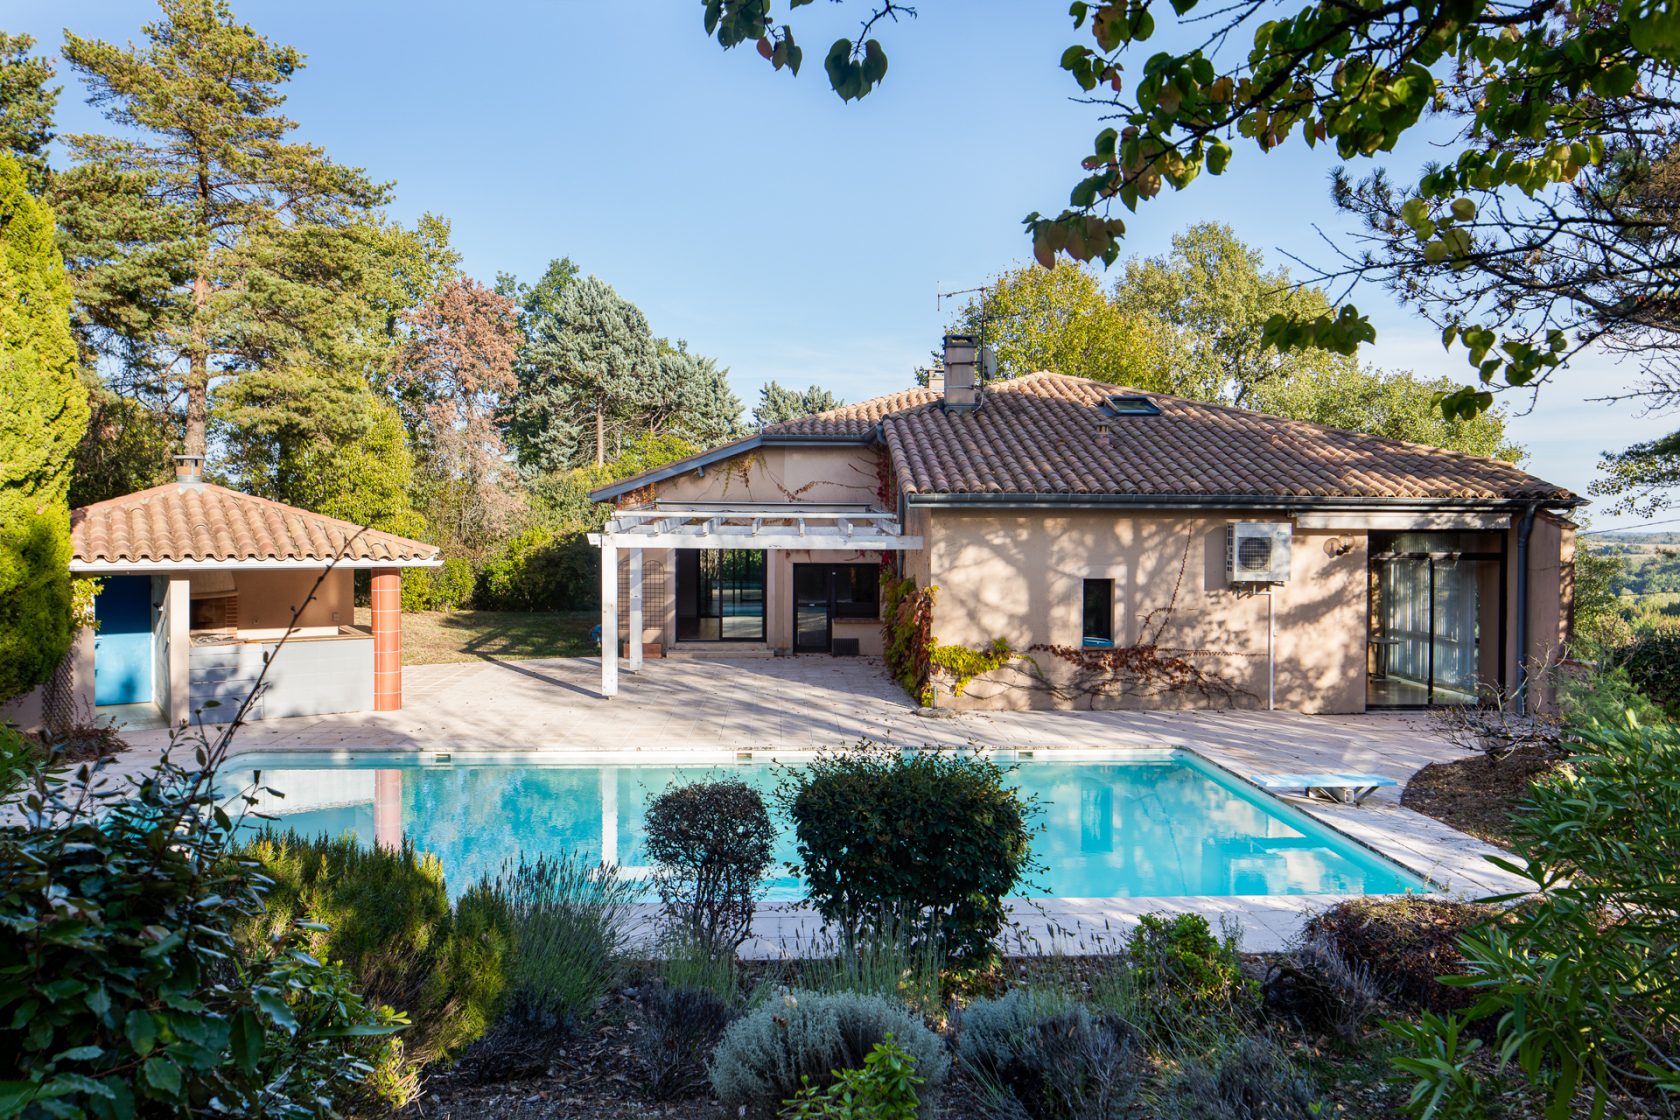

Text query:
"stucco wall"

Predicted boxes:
[[647, 444, 883, 506], [922, 509, 1370, 714]]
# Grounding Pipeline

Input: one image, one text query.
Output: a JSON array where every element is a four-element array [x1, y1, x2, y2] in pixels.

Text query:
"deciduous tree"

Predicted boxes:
[[951, 262, 1165, 386], [0, 153, 89, 701], [394, 276, 523, 554]]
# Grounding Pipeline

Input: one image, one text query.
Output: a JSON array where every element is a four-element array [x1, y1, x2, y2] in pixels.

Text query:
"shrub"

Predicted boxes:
[[644, 777, 775, 954], [1306, 897, 1495, 1014], [241, 833, 509, 1064], [1161, 1036, 1323, 1120], [1393, 717, 1680, 1119], [658, 930, 741, 1004], [476, 524, 598, 611], [1560, 663, 1669, 729], [633, 983, 735, 1100], [709, 990, 949, 1119], [401, 555, 476, 612], [780, 743, 1038, 965], [471, 852, 635, 1030], [1127, 913, 1251, 1008], [958, 991, 1139, 1120], [783, 1034, 926, 1120], [1610, 626, 1680, 714], [0, 737, 401, 1117], [1261, 930, 1381, 1043], [792, 919, 945, 1015]]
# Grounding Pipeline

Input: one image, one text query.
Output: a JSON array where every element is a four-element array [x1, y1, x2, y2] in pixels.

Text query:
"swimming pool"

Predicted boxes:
[[216, 750, 1425, 899]]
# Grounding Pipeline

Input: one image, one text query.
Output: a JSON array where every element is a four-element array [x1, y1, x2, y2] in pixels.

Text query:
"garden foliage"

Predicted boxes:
[[1126, 913, 1252, 1010], [881, 576, 935, 705], [475, 524, 600, 611], [643, 777, 775, 954], [1393, 717, 1680, 1119], [0, 742, 401, 1118], [958, 990, 1139, 1120], [782, 1034, 925, 1120], [0, 152, 87, 703], [1307, 897, 1494, 1015], [1261, 931, 1381, 1044], [470, 852, 635, 1031], [633, 983, 736, 1101], [1161, 1036, 1323, 1120], [709, 990, 948, 1119], [1609, 628, 1680, 716], [241, 833, 508, 1065], [780, 743, 1038, 964]]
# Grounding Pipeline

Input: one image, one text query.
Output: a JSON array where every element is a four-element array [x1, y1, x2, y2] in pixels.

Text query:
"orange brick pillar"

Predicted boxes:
[[371, 568, 402, 711]]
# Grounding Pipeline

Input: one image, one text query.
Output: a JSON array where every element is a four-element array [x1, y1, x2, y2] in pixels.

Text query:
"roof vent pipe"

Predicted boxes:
[[942, 333, 980, 413], [174, 454, 205, 487]]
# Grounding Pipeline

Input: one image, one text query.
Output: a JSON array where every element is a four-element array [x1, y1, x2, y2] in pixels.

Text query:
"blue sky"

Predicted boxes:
[[8, 0, 1668, 523]]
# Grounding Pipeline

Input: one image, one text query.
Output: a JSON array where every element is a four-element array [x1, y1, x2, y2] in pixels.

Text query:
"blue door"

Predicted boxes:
[[94, 576, 154, 706]]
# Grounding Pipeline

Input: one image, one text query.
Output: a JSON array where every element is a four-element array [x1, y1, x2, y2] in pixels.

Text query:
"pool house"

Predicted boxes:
[[6, 456, 442, 730]]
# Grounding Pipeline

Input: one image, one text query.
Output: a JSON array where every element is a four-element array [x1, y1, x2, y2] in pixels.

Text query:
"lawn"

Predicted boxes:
[[355, 607, 597, 665]]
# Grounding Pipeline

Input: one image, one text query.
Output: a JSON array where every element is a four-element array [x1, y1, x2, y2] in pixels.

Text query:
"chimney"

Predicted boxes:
[[942, 333, 980, 413], [925, 368, 945, 394], [174, 454, 205, 487]]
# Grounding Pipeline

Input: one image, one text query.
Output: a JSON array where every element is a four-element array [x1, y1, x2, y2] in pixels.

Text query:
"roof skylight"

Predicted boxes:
[[1100, 394, 1161, 417]]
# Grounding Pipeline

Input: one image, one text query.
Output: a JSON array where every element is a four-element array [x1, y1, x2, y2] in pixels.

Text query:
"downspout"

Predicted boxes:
[[1513, 503, 1539, 715]]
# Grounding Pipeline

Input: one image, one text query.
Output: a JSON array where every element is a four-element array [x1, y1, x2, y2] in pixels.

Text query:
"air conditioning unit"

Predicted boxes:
[[1227, 522, 1293, 584]]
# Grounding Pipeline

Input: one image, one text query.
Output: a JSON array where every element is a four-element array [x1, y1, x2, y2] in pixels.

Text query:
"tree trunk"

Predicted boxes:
[[186, 159, 212, 458], [595, 394, 605, 467]]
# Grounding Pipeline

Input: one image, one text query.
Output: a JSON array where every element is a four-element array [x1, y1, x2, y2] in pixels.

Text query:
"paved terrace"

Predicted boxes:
[[111, 655, 1527, 954]]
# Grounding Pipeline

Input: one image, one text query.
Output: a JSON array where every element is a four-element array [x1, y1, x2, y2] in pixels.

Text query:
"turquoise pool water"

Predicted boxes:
[[217, 750, 1425, 899]]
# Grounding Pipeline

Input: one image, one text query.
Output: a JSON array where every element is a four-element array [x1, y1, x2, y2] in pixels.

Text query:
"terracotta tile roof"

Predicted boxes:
[[71, 482, 442, 566], [775, 372, 1573, 503]]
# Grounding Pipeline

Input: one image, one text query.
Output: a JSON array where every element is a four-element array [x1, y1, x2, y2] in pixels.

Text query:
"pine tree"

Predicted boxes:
[[0, 32, 59, 195], [53, 0, 388, 459], [0, 154, 89, 701], [513, 275, 659, 469]]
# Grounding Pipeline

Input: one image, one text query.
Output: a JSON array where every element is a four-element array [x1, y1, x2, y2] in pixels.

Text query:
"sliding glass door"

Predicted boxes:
[[676, 550, 765, 641], [1368, 533, 1504, 707]]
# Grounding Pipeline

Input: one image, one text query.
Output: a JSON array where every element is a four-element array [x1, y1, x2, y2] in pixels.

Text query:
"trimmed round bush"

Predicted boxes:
[[644, 778, 775, 953], [959, 990, 1138, 1120], [780, 743, 1037, 964], [708, 989, 948, 1119]]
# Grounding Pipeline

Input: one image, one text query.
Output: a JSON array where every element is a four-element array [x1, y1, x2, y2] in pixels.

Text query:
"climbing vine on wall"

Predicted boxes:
[[882, 574, 936, 705], [929, 638, 1015, 698]]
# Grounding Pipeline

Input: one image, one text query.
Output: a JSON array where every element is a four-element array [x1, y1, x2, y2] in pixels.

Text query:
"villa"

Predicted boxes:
[[589, 337, 1579, 713]]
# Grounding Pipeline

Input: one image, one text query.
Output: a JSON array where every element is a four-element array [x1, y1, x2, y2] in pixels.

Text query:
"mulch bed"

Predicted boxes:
[[1401, 743, 1569, 848]]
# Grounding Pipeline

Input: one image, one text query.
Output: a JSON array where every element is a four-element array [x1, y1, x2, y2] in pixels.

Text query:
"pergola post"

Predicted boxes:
[[600, 542, 618, 698], [371, 568, 403, 711], [627, 548, 643, 673]]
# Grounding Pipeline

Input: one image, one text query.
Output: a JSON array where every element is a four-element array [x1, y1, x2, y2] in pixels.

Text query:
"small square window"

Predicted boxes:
[[1100, 394, 1160, 416], [1082, 579, 1113, 647]]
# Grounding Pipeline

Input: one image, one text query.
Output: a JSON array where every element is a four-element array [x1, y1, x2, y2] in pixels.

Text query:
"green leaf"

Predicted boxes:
[[51, 1045, 103, 1063], [229, 1009, 263, 1073], [1206, 138, 1231, 175], [140, 1058, 180, 1098], [124, 1009, 157, 1056]]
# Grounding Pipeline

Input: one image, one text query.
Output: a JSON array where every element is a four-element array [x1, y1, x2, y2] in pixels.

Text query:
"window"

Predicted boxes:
[[1082, 579, 1113, 647], [1100, 394, 1160, 416], [833, 564, 881, 618]]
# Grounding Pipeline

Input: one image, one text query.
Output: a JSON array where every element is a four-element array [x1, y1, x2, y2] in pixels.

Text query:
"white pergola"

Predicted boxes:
[[586, 503, 922, 697]]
